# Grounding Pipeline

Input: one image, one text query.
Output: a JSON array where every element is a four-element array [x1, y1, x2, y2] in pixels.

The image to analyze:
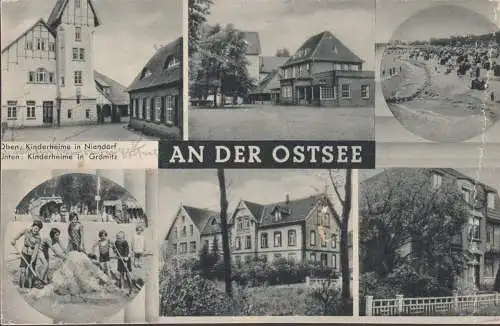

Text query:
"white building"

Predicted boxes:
[[1, 0, 128, 128]]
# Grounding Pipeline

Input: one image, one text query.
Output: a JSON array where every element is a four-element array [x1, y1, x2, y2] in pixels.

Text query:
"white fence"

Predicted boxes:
[[365, 292, 500, 316]]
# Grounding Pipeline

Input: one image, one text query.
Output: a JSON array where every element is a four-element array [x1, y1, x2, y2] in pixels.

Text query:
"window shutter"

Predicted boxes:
[[161, 96, 166, 123], [174, 95, 181, 126]]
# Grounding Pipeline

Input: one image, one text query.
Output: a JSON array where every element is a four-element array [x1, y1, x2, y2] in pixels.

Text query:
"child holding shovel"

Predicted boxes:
[[113, 231, 133, 295], [11, 220, 43, 289]]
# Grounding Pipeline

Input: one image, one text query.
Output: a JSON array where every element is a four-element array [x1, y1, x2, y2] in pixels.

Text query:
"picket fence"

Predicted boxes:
[[365, 292, 500, 316]]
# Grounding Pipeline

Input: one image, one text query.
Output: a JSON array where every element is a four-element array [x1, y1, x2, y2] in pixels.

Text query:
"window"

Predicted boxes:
[[74, 71, 82, 84], [134, 99, 139, 118], [164, 56, 180, 70], [181, 225, 186, 237], [190, 241, 196, 253], [237, 218, 243, 231], [341, 84, 351, 98], [204, 239, 209, 248], [310, 230, 316, 246], [36, 38, 42, 50], [321, 235, 327, 248], [323, 213, 330, 227], [282, 86, 292, 98], [469, 217, 481, 240], [75, 0, 81, 8], [28, 71, 35, 83], [166, 96, 174, 124], [26, 101, 36, 119], [60, 77, 65, 87], [180, 242, 187, 254], [243, 218, 250, 229], [462, 188, 471, 203], [274, 211, 282, 221], [75, 27, 81, 41], [335, 63, 341, 70], [431, 173, 442, 189], [320, 253, 328, 266], [73, 48, 79, 60], [141, 68, 152, 79], [310, 252, 316, 262], [26, 40, 33, 50], [155, 97, 161, 122], [361, 85, 370, 99], [48, 42, 56, 52], [85, 109, 90, 119], [487, 225, 493, 243], [342, 64, 348, 71], [49, 72, 54, 83], [73, 48, 85, 60], [189, 224, 193, 236], [288, 230, 297, 246], [67, 109, 72, 119], [145, 98, 151, 120], [7, 101, 17, 120], [332, 254, 337, 268], [172, 244, 177, 254], [320, 86, 335, 100], [488, 193, 496, 209], [79, 48, 85, 61], [274, 231, 282, 247], [261, 233, 268, 248], [331, 234, 337, 249], [235, 236, 241, 250], [245, 235, 252, 249], [141, 98, 146, 119], [351, 64, 359, 71], [37, 69, 47, 83]]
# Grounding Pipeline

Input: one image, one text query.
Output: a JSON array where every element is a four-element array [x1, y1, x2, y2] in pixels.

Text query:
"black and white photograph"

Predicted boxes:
[[188, 0, 375, 140], [360, 168, 500, 317], [376, 0, 500, 143], [1, 170, 159, 324], [1, 0, 182, 142], [158, 169, 354, 317]]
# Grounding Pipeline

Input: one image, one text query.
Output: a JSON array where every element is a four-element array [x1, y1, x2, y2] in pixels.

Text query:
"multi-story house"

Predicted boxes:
[[360, 168, 500, 289], [249, 56, 289, 104], [279, 31, 375, 107], [165, 193, 353, 274], [127, 37, 183, 139], [1, 0, 124, 128]]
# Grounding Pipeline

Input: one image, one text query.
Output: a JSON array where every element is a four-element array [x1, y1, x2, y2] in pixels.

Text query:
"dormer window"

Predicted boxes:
[[164, 56, 180, 70], [431, 173, 442, 189], [274, 211, 282, 221], [141, 68, 152, 79], [333, 46, 338, 54]]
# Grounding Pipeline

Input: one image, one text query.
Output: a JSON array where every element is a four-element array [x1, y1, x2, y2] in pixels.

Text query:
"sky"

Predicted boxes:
[[1, 0, 183, 87], [207, 0, 376, 70], [376, 0, 500, 43], [157, 169, 348, 238]]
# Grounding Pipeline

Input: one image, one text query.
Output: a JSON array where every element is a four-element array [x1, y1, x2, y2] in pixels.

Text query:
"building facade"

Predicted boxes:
[[165, 193, 352, 272], [0, 0, 126, 128], [127, 37, 183, 139], [361, 168, 500, 289], [279, 31, 375, 107]]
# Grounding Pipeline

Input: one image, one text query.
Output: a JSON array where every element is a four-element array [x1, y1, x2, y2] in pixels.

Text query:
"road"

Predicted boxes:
[[1, 123, 158, 142], [189, 105, 374, 140]]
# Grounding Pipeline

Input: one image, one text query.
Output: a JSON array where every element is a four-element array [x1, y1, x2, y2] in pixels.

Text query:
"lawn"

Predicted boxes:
[[189, 105, 374, 140], [244, 283, 310, 316]]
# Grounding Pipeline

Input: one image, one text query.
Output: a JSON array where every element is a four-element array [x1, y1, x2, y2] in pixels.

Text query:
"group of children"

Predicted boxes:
[[11, 213, 146, 294]]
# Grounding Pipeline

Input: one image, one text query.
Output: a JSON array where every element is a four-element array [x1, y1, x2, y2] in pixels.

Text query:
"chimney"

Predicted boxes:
[[285, 193, 290, 205]]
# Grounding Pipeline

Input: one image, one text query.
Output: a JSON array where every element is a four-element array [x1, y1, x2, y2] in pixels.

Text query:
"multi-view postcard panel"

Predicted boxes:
[[188, 0, 376, 141], [1, 0, 183, 142]]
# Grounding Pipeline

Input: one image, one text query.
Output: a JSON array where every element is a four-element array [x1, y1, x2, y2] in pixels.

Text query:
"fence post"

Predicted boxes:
[[395, 294, 404, 315], [305, 276, 310, 286], [365, 295, 373, 316], [453, 290, 459, 314]]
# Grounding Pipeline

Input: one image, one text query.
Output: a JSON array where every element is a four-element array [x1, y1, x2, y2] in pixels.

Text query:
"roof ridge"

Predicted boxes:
[[310, 31, 329, 60]]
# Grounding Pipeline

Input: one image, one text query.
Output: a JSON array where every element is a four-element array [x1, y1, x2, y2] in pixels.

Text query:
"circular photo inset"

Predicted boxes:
[[380, 5, 500, 142], [4, 173, 150, 322]]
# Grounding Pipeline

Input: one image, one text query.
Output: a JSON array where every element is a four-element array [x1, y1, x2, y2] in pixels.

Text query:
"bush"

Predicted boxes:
[[305, 280, 348, 316]]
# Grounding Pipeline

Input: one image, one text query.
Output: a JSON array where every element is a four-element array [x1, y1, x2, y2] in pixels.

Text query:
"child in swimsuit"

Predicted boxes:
[[11, 220, 43, 288], [92, 230, 111, 275], [39, 228, 66, 283]]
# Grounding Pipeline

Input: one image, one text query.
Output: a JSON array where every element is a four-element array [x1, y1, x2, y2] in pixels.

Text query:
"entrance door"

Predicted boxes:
[[42, 101, 54, 125], [475, 263, 481, 289]]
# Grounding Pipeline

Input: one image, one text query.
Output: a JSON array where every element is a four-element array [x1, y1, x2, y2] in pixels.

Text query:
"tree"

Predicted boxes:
[[359, 168, 469, 296], [217, 168, 232, 297], [321, 170, 352, 307], [275, 48, 291, 57], [188, 0, 213, 56]]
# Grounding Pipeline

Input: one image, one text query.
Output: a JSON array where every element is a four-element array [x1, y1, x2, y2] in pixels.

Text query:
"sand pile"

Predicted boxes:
[[26, 251, 117, 300]]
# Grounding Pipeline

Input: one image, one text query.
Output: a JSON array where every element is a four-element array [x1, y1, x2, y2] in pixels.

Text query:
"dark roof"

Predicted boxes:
[[127, 37, 183, 92], [182, 205, 218, 232], [1, 19, 54, 54], [260, 56, 289, 73], [283, 31, 363, 67], [259, 194, 324, 227], [242, 200, 265, 220], [250, 69, 280, 94], [94, 70, 129, 106], [47, 0, 101, 30]]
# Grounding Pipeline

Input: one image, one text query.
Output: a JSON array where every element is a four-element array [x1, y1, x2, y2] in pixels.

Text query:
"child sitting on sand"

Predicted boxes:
[[113, 231, 133, 294], [92, 230, 111, 275]]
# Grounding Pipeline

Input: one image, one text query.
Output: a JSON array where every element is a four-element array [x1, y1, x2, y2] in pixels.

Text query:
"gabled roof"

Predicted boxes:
[[242, 200, 265, 220], [182, 205, 218, 232], [283, 31, 363, 67], [127, 37, 183, 93], [1, 19, 54, 54], [259, 194, 325, 227], [94, 70, 129, 106], [47, 0, 101, 30], [259, 56, 289, 74], [250, 69, 280, 94]]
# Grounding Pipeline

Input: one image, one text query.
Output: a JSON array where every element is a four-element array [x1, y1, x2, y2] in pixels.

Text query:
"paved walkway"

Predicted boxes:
[[189, 105, 374, 140], [1, 123, 158, 142]]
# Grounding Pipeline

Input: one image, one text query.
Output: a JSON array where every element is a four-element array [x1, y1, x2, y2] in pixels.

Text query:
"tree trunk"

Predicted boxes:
[[217, 168, 232, 298], [340, 169, 352, 301]]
